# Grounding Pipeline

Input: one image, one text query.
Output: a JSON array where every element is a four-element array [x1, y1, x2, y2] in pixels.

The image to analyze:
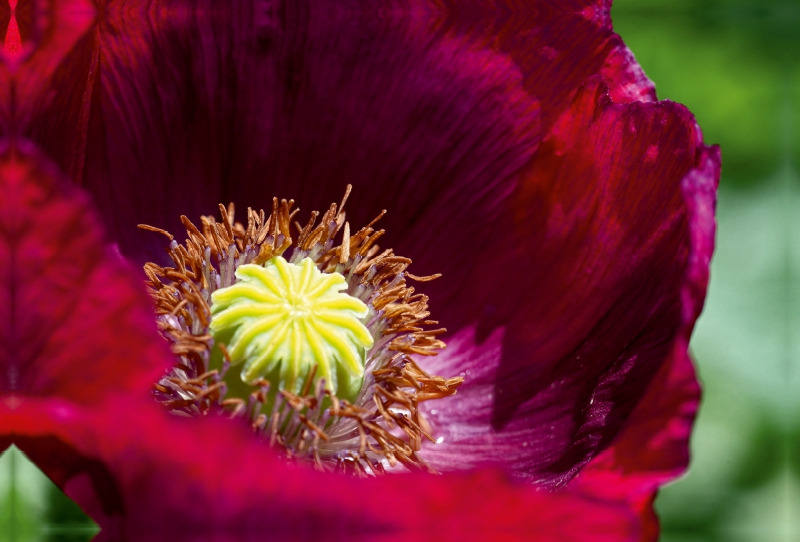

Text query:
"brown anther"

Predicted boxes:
[[406, 272, 442, 282], [163, 398, 195, 409], [217, 343, 232, 365], [299, 415, 330, 442], [219, 203, 234, 241], [253, 413, 268, 431], [169, 299, 189, 317], [137, 224, 174, 240], [195, 381, 225, 401], [339, 222, 351, 264], [180, 215, 204, 243], [300, 365, 318, 397], [339, 184, 353, 211]]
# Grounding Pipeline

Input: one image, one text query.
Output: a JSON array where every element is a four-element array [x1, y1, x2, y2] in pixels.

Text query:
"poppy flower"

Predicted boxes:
[[0, 0, 720, 539]]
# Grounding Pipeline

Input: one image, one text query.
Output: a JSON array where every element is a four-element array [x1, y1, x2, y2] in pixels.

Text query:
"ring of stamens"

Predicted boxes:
[[141, 186, 463, 474]]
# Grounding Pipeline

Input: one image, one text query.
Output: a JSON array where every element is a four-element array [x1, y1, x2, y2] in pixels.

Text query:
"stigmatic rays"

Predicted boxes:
[[141, 188, 463, 474], [210, 257, 374, 400]]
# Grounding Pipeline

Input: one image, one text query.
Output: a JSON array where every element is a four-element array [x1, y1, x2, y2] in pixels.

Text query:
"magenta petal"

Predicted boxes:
[[570, 139, 717, 517], [25, 2, 666, 267], [0, 139, 171, 401], [436, 3, 658, 126], [559, 145, 715, 537], [0, 0, 96, 134], [3, 400, 643, 541], [600, 40, 657, 104], [418, 77, 719, 486]]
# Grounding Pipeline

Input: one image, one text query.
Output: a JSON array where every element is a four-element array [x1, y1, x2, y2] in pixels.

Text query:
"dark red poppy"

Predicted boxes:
[[0, 0, 720, 539]]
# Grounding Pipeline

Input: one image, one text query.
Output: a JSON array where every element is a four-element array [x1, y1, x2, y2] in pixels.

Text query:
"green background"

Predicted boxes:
[[1, 0, 798, 540], [614, 0, 800, 540]]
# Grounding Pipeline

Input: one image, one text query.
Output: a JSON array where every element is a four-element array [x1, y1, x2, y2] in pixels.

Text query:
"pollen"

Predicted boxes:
[[210, 257, 374, 398]]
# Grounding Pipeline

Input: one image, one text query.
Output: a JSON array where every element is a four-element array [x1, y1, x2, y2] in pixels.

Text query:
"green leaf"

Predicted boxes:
[[0, 446, 98, 542]]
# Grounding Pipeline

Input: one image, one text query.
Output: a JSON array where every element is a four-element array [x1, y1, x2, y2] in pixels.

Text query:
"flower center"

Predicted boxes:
[[210, 257, 373, 400], [141, 189, 464, 474]]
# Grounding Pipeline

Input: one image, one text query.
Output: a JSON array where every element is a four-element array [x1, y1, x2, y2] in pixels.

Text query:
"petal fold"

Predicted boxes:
[[419, 77, 719, 486], [569, 343, 702, 541]]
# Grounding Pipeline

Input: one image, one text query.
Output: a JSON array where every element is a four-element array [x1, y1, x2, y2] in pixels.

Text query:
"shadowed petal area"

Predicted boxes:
[[24, 1, 660, 267], [568, 342, 701, 541], [0, 139, 170, 402], [418, 78, 719, 487], [25, 0, 541, 265]]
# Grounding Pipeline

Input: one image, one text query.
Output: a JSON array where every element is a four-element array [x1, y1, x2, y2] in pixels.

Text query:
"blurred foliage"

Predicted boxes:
[[0, 446, 97, 542], [654, 179, 800, 538], [614, 0, 800, 540], [613, 0, 800, 187]]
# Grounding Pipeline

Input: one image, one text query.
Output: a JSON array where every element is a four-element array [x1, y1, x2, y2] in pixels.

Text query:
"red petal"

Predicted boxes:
[[418, 77, 719, 486], [563, 145, 717, 538], [3, 3, 23, 60], [0, 139, 644, 539], [0, 140, 170, 402], [4, 399, 642, 540], [436, 1, 641, 128], [24, 1, 659, 266]]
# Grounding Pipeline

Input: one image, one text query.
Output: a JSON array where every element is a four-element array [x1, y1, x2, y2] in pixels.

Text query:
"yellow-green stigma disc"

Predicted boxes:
[[209, 256, 374, 399]]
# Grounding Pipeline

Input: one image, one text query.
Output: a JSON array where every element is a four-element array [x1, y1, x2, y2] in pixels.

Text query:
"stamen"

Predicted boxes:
[[143, 188, 464, 473]]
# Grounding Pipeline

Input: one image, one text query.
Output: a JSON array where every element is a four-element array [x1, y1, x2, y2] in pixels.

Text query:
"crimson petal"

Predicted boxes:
[[418, 78, 719, 486], [569, 343, 702, 540], [0, 141, 644, 539], [565, 144, 718, 536], [19, 2, 658, 266], [0, 140, 170, 401], [24, 0, 542, 266], [0, 0, 96, 134], [3, 400, 644, 540]]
